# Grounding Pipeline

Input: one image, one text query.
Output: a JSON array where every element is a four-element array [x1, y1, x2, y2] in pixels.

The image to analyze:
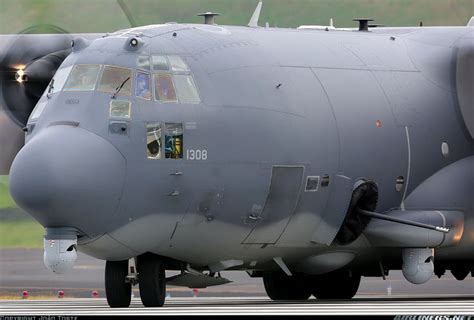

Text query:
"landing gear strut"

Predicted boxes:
[[263, 272, 311, 300], [311, 270, 361, 300], [105, 260, 131, 308], [138, 253, 166, 307]]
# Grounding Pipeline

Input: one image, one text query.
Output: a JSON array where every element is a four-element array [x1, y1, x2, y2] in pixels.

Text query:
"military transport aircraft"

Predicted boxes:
[[1, 1, 473, 308]]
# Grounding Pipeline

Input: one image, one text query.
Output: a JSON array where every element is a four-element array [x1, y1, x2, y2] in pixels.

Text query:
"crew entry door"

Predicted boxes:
[[242, 166, 304, 244]]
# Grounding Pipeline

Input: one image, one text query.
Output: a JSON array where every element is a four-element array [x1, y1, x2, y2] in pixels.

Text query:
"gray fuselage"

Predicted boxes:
[[9, 23, 474, 273]]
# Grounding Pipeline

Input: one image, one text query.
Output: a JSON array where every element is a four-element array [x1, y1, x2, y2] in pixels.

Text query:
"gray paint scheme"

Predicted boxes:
[[310, 174, 352, 245], [243, 166, 304, 244], [6, 23, 474, 278]]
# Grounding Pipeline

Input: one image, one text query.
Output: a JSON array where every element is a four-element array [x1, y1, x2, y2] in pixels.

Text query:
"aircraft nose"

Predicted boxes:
[[9, 125, 126, 237]]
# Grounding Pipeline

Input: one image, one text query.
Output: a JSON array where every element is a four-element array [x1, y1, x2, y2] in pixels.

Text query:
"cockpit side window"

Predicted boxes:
[[168, 55, 190, 72], [137, 55, 151, 71], [135, 71, 151, 100], [165, 123, 183, 159], [146, 122, 162, 159], [154, 73, 177, 102], [151, 55, 169, 71], [173, 75, 200, 104], [63, 65, 101, 91], [44, 65, 73, 96], [110, 100, 131, 119], [29, 101, 48, 121], [98, 66, 132, 96]]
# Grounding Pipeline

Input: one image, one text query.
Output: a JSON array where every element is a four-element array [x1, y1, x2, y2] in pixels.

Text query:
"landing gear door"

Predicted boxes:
[[242, 166, 304, 244]]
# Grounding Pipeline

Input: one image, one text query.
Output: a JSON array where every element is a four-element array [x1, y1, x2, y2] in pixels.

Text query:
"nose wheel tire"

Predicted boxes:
[[138, 253, 166, 307], [312, 270, 361, 300], [105, 260, 131, 308], [263, 272, 312, 300]]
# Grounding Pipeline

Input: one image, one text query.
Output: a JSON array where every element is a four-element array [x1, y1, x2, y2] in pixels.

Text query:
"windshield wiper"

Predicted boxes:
[[111, 77, 130, 99], [46, 79, 55, 99]]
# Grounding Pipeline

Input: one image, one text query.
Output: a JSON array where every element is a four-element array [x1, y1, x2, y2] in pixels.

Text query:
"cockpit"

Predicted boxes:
[[27, 52, 200, 163], [30, 54, 200, 122]]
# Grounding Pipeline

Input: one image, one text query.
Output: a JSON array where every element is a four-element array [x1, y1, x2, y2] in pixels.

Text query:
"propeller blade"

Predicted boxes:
[[117, 0, 138, 27]]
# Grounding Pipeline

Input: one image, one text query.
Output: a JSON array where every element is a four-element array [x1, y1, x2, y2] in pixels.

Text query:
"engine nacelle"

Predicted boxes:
[[43, 227, 78, 274]]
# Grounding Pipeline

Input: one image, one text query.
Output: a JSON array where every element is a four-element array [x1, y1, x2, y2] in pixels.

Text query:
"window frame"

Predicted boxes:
[[135, 71, 152, 100], [137, 55, 151, 71], [145, 122, 163, 160], [63, 64, 102, 92], [109, 99, 132, 120], [148, 54, 201, 104], [153, 72, 178, 103], [173, 73, 201, 104], [167, 55, 191, 73], [97, 65, 134, 97], [43, 65, 74, 96], [151, 55, 170, 72], [164, 122, 184, 160]]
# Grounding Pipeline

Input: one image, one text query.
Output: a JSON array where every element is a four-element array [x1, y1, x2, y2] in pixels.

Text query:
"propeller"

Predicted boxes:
[[1, 1, 139, 129], [0, 26, 73, 127], [0, 0, 142, 175], [117, 0, 138, 28], [0, 0, 140, 174], [0, 25, 73, 174]]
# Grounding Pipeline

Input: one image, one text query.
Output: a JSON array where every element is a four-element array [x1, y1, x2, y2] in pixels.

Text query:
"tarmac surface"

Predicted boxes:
[[1, 249, 474, 299], [1, 297, 474, 315]]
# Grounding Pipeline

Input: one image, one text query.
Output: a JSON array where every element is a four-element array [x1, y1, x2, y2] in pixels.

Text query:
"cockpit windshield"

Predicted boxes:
[[98, 66, 132, 96], [47, 65, 73, 95], [63, 65, 101, 91], [42, 55, 201, 104]]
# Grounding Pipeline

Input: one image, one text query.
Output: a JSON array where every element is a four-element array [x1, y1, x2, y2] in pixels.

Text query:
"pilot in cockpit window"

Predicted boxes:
[[136, 72, 151, 100], [64, 65, 100, 91], [154, 73, 177, 102]]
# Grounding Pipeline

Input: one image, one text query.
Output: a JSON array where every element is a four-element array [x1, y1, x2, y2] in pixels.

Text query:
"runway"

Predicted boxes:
[[2, 249, 474, 298], [1, 249, 474, 315], [1, 297, 474, 315]]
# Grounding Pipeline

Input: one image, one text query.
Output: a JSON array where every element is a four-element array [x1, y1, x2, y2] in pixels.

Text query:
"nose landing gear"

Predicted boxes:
[[105, 253, 167, 308], [137, 253, 166, 307], [105, 260, 131, 308]]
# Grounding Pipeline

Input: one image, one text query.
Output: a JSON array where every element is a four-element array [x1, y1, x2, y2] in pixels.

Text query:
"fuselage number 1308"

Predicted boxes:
[[186, 149, 208, 161]]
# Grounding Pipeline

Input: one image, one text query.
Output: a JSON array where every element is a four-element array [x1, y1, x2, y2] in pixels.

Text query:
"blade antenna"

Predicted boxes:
[[248, 1, 263, 27], [117, 0, 138, 28], [468, 16, 474, 27]]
